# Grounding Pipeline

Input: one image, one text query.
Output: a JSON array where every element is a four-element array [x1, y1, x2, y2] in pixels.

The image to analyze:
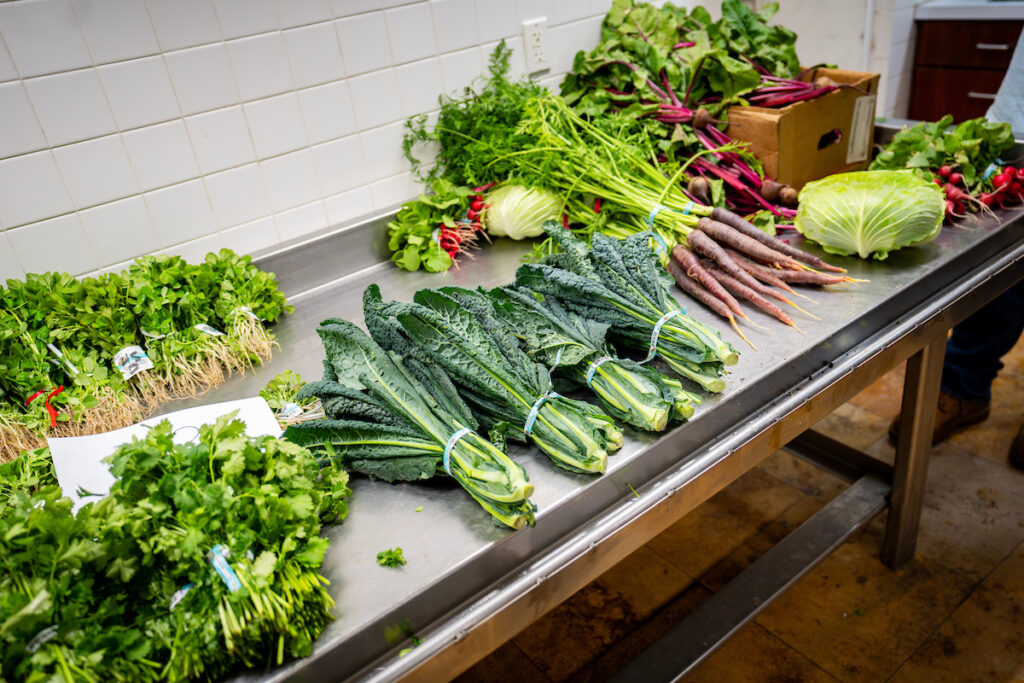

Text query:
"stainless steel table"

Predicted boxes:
[[200, 154, 1023, 682]]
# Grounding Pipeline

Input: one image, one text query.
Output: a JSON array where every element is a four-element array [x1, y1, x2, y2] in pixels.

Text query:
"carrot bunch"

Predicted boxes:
[[662, 208, 859, 347]]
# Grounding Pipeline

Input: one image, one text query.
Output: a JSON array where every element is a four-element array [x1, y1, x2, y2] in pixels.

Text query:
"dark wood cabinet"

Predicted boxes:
[[908, 19, 1023, 122]]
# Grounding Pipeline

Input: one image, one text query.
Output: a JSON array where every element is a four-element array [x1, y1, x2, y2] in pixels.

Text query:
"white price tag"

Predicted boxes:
[[113, 345, 153, 380], [846, 94, 876, 164], [194, 323, 225, 337]]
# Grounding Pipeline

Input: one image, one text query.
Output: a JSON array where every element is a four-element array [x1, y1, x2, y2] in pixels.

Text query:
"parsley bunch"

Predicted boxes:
[[0, 249, 292, 462]]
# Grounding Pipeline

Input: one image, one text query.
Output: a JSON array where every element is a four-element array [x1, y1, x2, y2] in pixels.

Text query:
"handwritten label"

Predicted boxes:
[[846, 95, 876, 164], [113, 345, 153, 380]]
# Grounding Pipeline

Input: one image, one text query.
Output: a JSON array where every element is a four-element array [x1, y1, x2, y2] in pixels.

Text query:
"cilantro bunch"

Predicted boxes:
[[0, 416, 351, 681]]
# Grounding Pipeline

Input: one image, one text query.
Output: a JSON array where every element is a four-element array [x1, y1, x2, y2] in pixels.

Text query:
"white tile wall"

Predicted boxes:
[[385, 4, 437, 65], [123, 120, 199, 191], [79, 196, 160, 267], [336, 13, 393, 76], [0, 233, 24, 281], [73, 0, 160, 64], [98, 57, 180, 130], [53, 134, 138, 208], [25, 68, 116, 146], [260, 149, 320, 212], [0, 0, 616, 276], [243, 93, 308, 158], [165, 43, 239, 115], [298, 81, 358, 143], [275, 200, 329, 242], [226, 33, 294, 101], [185, 106, 256, 174], [0, 82, 48, 158], [146, 0, 221, 51], [0, 0, 92, 78], [283, 22, 346, 89], [144, 179, 217, 245]]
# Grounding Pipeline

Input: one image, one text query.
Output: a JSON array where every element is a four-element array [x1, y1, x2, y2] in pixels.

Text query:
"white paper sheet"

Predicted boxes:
[[49, 397, 282, 513]]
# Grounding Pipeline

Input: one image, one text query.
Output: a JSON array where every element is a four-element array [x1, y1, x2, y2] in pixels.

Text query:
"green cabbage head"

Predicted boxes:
[[794, 171, 945, 260]]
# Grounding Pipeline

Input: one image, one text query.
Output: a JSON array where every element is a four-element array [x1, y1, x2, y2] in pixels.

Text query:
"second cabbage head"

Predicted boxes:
[[794, 170, 945, 260]]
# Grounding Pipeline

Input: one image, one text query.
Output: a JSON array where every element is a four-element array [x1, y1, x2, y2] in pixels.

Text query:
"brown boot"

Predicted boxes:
[[1010, 424, 1024, 471], [888, 391, 990, 446]]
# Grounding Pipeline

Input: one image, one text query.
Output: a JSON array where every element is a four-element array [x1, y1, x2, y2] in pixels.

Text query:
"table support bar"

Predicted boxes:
[[609, 472, 890, 683], [883, 332, 947, 569]]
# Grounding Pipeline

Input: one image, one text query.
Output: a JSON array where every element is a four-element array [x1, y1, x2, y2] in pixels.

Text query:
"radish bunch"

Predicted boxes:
[[937, 163, 1024, 220]]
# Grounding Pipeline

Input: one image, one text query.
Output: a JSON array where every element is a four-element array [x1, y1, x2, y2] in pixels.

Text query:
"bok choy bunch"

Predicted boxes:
[[284, 317, 535, 529], [364, 286, 622, 474], [517, 224, 736, 393], [441, 285, 700, 431]]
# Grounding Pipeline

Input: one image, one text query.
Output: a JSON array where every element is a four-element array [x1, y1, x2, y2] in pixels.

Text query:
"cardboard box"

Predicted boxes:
[[725, 68, 881, 190]]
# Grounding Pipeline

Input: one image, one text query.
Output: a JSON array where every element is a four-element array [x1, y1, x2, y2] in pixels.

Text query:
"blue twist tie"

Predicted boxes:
[[585, 356, 613, 386], [524, 390, 561, 437], [208, 545, 242, 592], [641, 310, 684, 363], [645, 204, 667, 227], [442, 427, 472, 476], [680, 200, 695, 215], [431, 228, 441, 245]]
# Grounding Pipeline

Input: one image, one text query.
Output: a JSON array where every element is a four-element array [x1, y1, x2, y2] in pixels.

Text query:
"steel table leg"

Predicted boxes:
[[882, 333, 947, 569]]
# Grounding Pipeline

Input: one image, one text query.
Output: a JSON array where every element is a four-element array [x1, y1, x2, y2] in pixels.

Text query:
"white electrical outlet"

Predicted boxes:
[[522, 18, 549, 73]]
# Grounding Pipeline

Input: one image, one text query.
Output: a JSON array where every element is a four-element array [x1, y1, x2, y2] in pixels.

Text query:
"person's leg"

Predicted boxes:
[[890, 281, 1024, 444], [941, 282, 1024, 404]]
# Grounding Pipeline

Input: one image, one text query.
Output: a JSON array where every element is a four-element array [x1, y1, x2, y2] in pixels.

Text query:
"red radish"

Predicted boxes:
[[471, 199, 483, 211], [594, 197, 602, 212], [933, 177, 943, 185], [979, 193, 995, 207], [938, 165, 952, 178], [467, 209, 477, 220], [948, 172, 963, 185], [1016, 167, 1024, 181], [993, 172, 1011, 189]]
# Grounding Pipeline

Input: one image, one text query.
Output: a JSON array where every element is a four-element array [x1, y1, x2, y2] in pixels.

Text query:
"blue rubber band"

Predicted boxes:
[[431, 228, 441, 245], [585, 356, 613, 386], [641, 310, 684, 363], [208, 545, 242, 592], [982, 160, 1003, 182], [680, 200, 695, 215], [646, 230, 669, 256], [524, 390, 561, 437], [645, 204, 667, 227], [442, 427, 472, 476]]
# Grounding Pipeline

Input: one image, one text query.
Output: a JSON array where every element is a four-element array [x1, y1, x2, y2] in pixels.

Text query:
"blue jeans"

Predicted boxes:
[[941, 282, 1024, 404]]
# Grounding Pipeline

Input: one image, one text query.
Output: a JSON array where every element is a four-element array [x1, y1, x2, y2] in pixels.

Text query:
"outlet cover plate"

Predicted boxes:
[[522, 17, 549, 73]]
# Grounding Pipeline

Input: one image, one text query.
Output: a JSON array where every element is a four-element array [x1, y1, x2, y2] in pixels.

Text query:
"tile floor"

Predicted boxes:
[[458, 334, 1024, 683]]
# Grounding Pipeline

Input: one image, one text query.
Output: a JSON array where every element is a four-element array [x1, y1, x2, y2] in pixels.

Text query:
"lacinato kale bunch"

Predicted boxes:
[[517, 223, 737, 393], [439, 285, 700, 431], [284, 312, 536, 529], [366, 286, 622, 474]]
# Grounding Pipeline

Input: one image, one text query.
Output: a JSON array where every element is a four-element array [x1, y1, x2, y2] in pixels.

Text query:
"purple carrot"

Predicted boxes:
[[708, 207, 846, 272]]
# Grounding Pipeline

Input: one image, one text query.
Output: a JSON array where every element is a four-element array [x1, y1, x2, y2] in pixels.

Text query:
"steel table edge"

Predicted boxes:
[[349, 236, 1024, 682]]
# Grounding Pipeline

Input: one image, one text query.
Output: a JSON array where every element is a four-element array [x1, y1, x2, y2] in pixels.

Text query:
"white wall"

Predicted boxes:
[[0, 0, 611, 280]]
